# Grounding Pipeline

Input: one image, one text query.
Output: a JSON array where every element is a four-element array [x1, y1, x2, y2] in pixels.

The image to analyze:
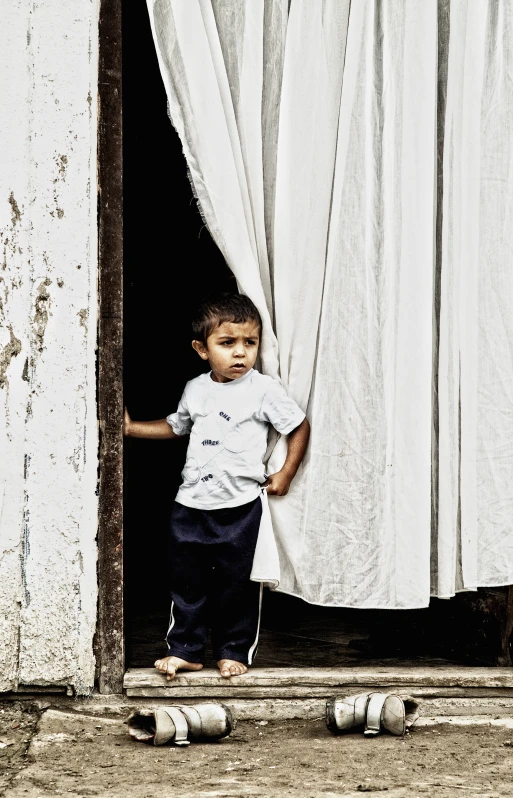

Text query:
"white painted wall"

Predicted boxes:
[[0, 1, 99, 694]]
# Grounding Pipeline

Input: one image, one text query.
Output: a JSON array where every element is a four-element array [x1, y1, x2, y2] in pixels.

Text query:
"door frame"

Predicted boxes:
[[97, 0, 124, 694], [94, 0, 513, 695]]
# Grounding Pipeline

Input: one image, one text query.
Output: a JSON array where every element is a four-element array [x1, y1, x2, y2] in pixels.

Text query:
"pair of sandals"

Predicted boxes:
[[128, 692, 418, 746]]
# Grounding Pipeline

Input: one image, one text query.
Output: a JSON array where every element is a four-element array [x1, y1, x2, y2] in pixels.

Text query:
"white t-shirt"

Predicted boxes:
[[166, 368, 305, 510]]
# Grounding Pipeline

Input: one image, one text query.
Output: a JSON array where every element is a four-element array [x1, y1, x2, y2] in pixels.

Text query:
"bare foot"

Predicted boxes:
[[217, 659, 248, 678], [154, 656, 203, 682]]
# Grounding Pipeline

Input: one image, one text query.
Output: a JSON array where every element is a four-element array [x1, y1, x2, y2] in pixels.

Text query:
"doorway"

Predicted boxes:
[[121, 0, 234, 670], [118, 0, 510, 680]]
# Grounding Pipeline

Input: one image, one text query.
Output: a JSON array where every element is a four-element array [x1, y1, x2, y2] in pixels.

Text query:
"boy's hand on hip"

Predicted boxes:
[[264, 470, 293, 496], [264, 418, 309, 497]]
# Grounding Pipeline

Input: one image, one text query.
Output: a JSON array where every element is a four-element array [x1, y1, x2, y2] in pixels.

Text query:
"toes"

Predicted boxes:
[[218, 660, 248, 677], [155, 658, 177, 679]]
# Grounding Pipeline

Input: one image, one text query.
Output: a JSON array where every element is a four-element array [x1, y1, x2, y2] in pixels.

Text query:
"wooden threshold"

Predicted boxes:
[[124, 666, 513, 699]]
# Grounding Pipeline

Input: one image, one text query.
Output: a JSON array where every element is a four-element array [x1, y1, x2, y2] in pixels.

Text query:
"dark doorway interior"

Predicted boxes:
[[122, 0, 234, 666], [122, 1, 508, 671]]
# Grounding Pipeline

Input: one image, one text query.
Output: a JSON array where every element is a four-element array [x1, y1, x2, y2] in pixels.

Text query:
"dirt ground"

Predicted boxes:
[[2, 702, 513, 797]]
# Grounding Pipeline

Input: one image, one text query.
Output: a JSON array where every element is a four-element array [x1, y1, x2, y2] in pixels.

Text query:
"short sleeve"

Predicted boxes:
[[166, 388, 192, 436], [258, 379, 306, 435]]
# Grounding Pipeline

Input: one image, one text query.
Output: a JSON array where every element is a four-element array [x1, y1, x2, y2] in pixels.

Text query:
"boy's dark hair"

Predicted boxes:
[[192, 294, 262, 342]]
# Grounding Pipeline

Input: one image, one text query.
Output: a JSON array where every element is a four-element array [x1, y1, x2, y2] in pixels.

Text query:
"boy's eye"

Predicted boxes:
[[221, 340, 233, 345], [246, 339, 257, 345]]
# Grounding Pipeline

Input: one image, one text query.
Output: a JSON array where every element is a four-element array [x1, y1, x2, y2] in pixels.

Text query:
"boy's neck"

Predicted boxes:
[[209, 367, 253, 384], [210, 371, 232, 383]]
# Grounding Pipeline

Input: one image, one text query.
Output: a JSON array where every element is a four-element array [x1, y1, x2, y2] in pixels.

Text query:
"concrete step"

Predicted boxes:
[[122, 666, 513, 720]]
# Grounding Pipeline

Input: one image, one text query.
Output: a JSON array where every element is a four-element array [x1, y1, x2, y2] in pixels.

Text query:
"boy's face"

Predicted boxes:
[[192, 320, 260, 383]]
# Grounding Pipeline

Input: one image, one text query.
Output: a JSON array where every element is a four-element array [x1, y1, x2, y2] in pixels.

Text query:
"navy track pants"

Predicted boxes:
[[166, 496, 262, 664]]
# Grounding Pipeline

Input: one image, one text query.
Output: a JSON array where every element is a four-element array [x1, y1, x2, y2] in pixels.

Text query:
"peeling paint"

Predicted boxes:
[[52, 157, 68, 220], [8, 192, 21, 226], [21, 503, 31, 608], [22, 454, 31, 611], [66, 447, 81, 474], [0, 326, 22, 388], [34, 278, 51, 352], [78, 308, 88, 335], [56, 154, 68, 180]]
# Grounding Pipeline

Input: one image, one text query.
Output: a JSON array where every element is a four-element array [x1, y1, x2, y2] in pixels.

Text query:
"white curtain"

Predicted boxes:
[[436, 0, 513, 597], [147, 0, 513, 609]]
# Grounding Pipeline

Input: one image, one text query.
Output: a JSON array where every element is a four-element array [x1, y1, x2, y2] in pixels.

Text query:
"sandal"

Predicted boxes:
[[326, 692, 419, 737], [128, 702, 233, 746]]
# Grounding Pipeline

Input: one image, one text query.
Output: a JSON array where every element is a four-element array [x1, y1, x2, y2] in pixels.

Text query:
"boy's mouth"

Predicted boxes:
[[231, 364, 246, 371]]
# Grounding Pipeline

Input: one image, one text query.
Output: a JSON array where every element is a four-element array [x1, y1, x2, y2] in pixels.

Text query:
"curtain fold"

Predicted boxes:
[[147, 0, 280, 374], [437, 0, 513, 594], [280, 0, 437, 607], [147, 0, 513, 608], [272, 0, 350, 409]]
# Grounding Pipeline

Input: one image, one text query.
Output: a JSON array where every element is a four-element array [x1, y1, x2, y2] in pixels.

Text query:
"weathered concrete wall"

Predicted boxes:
[[0, 1, 99, 694]]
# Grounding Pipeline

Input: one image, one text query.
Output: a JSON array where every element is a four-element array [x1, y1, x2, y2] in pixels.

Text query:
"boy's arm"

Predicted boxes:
[[123, 407, 181, 440], [264, 417, 310, 496]]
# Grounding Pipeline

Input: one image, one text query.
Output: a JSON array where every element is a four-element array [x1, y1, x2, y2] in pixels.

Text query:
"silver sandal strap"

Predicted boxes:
[[156, 707, 190, 746], [364, 692, 388, 736], [178, 705, 203, 737]]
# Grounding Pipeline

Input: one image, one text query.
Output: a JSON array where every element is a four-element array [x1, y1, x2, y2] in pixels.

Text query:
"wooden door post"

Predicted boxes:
[[499, 586, 513, 666], [97, 0, 124, 693]]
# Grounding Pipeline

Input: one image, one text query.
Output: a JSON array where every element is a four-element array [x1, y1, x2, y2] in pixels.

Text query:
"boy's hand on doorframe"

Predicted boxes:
[[123, 406, 132, 436]]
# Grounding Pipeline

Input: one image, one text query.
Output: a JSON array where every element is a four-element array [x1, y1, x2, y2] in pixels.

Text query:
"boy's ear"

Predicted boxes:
[[192, 339, 209, 361]]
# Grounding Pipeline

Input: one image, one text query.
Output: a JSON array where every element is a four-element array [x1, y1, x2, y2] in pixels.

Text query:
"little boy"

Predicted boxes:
[[124, 294, 309, 679]]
